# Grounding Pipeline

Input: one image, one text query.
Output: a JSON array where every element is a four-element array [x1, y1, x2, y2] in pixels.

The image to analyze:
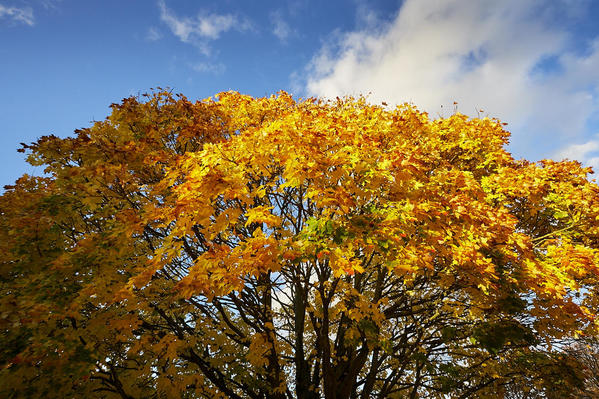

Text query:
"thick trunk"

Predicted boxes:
[[260, 272, 287, 399], [294, 283, 318, 398]]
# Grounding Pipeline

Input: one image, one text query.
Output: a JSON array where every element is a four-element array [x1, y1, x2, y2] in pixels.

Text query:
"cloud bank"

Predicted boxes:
[[305, 0, 599, 163]]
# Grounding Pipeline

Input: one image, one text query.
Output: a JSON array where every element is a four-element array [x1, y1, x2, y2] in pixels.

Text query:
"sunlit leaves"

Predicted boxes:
[[2, 90, 599, 398]]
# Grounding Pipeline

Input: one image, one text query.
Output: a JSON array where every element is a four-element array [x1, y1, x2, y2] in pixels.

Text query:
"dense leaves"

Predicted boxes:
[[2, 91, 599, 398]]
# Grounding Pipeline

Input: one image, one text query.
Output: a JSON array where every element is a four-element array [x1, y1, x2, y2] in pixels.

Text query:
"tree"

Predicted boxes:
[[1, 90, 599, 398], [567, 338, 599, 398]]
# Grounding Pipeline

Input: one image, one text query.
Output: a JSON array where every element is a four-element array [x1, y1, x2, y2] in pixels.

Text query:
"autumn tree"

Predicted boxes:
[[2, 90, 599, 398]]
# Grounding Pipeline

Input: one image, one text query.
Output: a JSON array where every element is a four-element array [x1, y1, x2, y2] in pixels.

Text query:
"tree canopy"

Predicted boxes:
[[2, 91, 599, 398]]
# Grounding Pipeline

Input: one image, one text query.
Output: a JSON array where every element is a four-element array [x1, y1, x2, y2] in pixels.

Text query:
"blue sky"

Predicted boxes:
[[1, 0, 599, 188]]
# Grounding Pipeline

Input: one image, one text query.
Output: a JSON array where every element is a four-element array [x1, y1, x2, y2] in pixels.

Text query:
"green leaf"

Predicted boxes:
[[554, 210, 568, 219]]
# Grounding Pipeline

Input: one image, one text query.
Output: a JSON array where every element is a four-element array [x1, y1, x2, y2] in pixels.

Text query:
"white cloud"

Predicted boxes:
[[0, 4, 34, 26], [556, 137, 599, 172], [558, 139, 599, 160], [271, 10, 291, 42], [587, 156, 599, 173], [305, 0, 599, 162], [158, 0, 248, 52]]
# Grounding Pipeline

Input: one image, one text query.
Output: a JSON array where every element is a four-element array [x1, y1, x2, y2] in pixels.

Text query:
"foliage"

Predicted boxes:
[[2, 90, 599, 398]]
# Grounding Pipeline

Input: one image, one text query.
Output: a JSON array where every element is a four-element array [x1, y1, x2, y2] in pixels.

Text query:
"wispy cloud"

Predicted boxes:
[[40, 0, 62, 10], [271, 10, 291, 42], [305, 0, 599, 162], [146, 26, 162, 41], [158, 0, 249, 53], [0, 4, 34, 26], [190, 61, 225, 75]]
